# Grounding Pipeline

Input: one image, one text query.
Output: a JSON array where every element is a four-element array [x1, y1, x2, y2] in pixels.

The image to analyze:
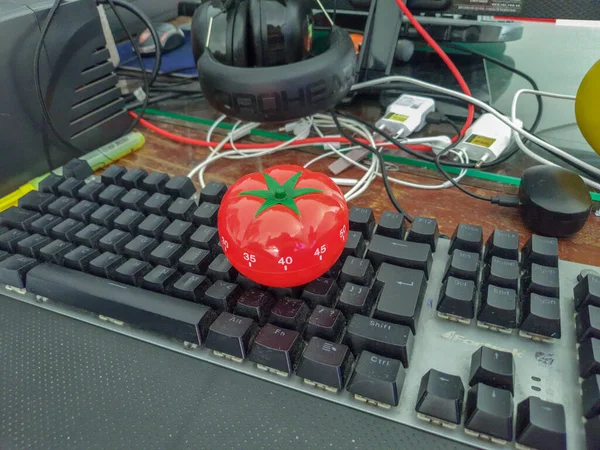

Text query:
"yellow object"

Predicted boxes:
[[575, 59, 600, 155], [0, 183, 36, 212]]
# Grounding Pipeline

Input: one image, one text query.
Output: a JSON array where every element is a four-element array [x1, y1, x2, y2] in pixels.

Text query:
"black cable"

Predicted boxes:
[[330, 111, 414, 222]]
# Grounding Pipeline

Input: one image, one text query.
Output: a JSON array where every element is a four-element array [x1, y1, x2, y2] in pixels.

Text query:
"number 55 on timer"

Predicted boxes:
[[218, 165, 350, 287]]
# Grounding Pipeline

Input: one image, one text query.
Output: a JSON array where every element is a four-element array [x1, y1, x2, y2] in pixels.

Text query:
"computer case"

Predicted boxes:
[[0, 0, 130, 195]]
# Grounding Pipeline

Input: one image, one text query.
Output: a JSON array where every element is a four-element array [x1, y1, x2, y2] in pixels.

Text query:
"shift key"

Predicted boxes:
[[367, 234, 432, 278], [344, 314, 414, 367], [373, 263, 426, 334]]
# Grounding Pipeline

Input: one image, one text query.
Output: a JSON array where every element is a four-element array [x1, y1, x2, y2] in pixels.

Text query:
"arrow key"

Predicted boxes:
[[464, 383, 514, 444], [415, 369, 464, 428], [469, 346, 515, 393], [516, 397, 566, 450]]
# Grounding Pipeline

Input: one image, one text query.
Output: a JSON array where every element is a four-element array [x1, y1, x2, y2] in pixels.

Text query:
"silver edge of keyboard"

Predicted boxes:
[[1, 238, 588, 450]]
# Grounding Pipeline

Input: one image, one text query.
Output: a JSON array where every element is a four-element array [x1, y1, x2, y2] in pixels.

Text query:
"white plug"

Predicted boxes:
[[376, 94, 436, 138]]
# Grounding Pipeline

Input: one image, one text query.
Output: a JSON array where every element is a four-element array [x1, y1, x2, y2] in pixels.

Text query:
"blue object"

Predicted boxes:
[[117, 30, 196, 76]]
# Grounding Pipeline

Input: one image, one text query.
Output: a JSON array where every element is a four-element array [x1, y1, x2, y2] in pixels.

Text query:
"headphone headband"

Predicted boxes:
[[196, 27, 357, 122]]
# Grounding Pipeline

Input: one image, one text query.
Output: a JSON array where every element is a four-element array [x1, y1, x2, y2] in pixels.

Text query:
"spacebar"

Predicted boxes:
[[26, 263, 216, 345]]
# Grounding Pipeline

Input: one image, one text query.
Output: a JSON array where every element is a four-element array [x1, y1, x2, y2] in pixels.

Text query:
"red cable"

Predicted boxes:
[[395, 0, 474, 141]]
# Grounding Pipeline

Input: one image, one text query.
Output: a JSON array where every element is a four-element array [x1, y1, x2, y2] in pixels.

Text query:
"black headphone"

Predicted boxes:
[[191, 0, 357, 122]]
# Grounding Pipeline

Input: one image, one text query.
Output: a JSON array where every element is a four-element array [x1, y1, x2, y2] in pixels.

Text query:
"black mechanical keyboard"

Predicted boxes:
[[1, 165, 599, 450]]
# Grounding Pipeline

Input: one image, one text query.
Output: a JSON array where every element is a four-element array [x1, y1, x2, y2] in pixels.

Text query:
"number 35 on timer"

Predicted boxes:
[[218, 165, 349, 287]]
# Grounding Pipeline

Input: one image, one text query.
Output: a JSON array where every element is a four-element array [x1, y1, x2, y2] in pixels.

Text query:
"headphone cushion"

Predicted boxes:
[[248, 0, 264, 66], [231, 1, 249, 66]]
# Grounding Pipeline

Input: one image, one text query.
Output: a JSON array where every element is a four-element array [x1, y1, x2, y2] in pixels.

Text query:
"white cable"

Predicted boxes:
[[351, 76, 600, 190]]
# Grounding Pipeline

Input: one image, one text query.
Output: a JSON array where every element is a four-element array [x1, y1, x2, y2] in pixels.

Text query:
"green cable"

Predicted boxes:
[[140, 107, 600, 202]]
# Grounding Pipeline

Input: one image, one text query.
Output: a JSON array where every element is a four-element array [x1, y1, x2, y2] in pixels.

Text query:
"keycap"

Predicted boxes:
[[484, 229, 519, 262], [178, 247, 211, 274], [367, 234, 432, 277], [114, 258, 152, 286], [142, 265, 179, 293], [39, 173, 66, 195], [98, 229, 133, 254], [349, 206, 376, 239], [164, 176, 196, 199], [62, 159, 92, 180], [74, 224, 108, 248], [121, 235, 157, 261], [120, 168, 148, 190], [415, 369, 464, 426], [483, 257, 519, 291], [202, 280, 241, 312], [236, 274, 265, 290], [29, 214, 63, 236], [520, 293, 561, 341], [101, 165, 127, 185], [77, 181, 105, 202], [0, 250, 8, 263], [344, 314, 414, 367], [582, 375, 600, 419], [464, 384, 513, 443], [167, 198, 196, 222], [575, 274, 600, 311], [268, 297, 310, 331], [437, 277, 476, 323], [342, 230, 366, 259], [233, 288, 275, 325], [376, 211, 406, 239], [337, 283, 374, 318], [339, 256, 374, 287], [346, 350, 405, 408], [90, 204, 121, 228], [39, 240, 75, 265], [0, 226, 9, 236], [205, 254, 237, 282], [192, 202, 219, 227], [524, 263, 560, 298], [477, 285, 518, 330], [48, 197, 79, 219], [205, 312, 258, 361], [296, 337, 354, 391], [304, 306, 345, 342], [113, 210, 145, 234], [142, 172, 170, 194], [68, 200, 100, 222], [406, 216, 439, 251], [57, 178, 85, 197], [51, 218, 84, 242], [577, 305, 600, 343], [138, 214, 170, 238], [170, 272, 211, 302], [26, 263, 216, 345], [162, 220, 194, 245], [98, 184, 127, 206], [63, 245, 100, 271], [190, 225, 219, 251], [301, 277, 339, 308], [0, 207, 41, 230], [516, 397, 566, 450], [249, 324, 304, 375], [199, 181, 227, 204], [522, 235, 559, 268], [585, 416, 600, 450], [150, 241, 184, 267], [89, 252, 125, 278], [142, 193, 172, 216], [16, 233, 51, 258], [444, 249, 479, 282], [0, 229, 29, 253], [269, 285, 303, 300], [0, 254, 38, 288], [18, 191, 56, 213], [469, 346, 515, 392], [119, 189, 149, 211], [449, 223, 483, 255], [579, 338, 600, 378]]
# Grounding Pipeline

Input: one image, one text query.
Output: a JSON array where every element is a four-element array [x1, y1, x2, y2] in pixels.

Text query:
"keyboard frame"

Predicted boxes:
[[1, 238, 588, 450]]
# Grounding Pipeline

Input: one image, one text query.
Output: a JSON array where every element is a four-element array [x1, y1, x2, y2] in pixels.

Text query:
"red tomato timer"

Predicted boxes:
[[218, 165, 349, 287]]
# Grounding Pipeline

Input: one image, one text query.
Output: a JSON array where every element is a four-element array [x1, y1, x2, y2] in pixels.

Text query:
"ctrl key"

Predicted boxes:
[[205, 312, 258, 362], [347, 351, 405, 408], [415, 369, 464, 428], [296, 337, 354, 393]]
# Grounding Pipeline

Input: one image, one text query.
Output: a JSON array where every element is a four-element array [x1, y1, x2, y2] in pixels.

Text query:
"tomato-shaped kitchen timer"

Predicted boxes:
[[218, 165, 349, 288]]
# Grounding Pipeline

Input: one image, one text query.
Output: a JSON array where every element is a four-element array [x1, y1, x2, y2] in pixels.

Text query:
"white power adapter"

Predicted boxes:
[[375, 94, 436, 137], [453, 113, 523, 164]]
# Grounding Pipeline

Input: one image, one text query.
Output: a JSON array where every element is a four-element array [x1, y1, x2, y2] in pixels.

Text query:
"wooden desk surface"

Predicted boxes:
[[114, 106, 599, 266]]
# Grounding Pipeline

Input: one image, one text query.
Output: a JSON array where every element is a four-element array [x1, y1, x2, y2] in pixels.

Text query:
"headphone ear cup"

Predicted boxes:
[[231, 1, 249, 66], [248, 0, 264, 66]]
